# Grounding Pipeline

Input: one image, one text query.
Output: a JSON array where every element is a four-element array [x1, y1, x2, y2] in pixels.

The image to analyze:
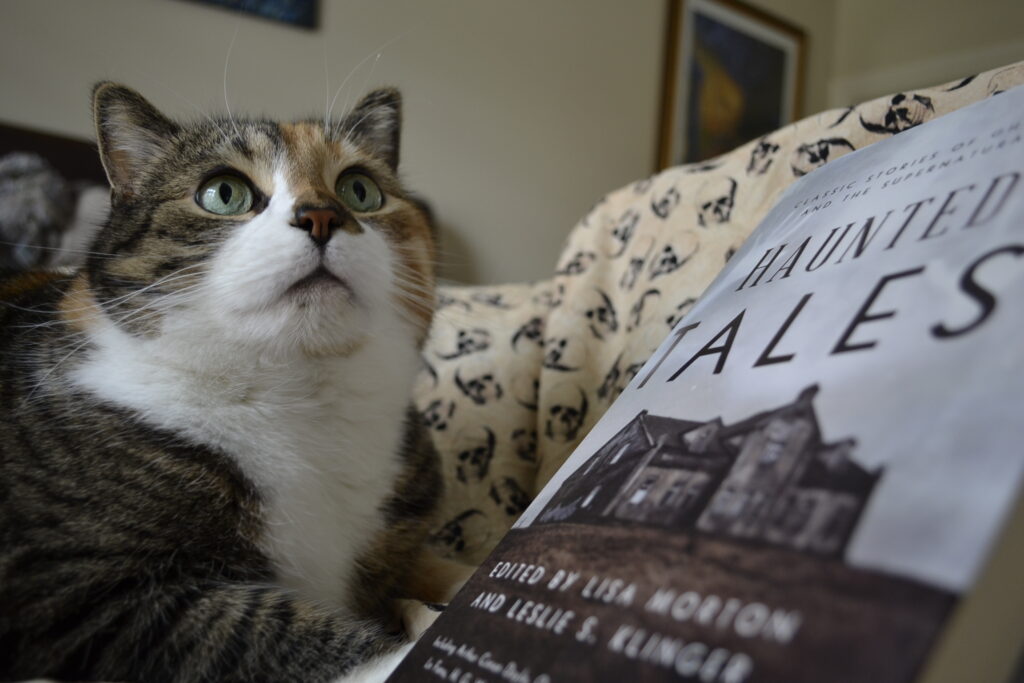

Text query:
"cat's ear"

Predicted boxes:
[[344, 88, 402, 170], [92, 82, 178, 197]]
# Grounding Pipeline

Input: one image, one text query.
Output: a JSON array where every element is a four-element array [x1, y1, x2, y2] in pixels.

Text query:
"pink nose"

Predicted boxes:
[[293, 207, 341, 245]]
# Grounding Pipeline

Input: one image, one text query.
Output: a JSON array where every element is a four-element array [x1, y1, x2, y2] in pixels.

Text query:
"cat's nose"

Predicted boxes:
[[292, 207, 342, 246]]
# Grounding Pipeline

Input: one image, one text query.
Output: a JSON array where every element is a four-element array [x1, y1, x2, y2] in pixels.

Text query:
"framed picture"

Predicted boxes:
[[658, 0, 805, 168], [186, 0, 318, 29]]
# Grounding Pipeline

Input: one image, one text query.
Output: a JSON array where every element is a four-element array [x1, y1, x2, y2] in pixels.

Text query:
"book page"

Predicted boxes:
[[391, 85, 1024, 683]]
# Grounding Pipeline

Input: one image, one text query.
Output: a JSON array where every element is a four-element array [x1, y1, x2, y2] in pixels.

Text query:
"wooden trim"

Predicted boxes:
[[656, 0, 683, 171]]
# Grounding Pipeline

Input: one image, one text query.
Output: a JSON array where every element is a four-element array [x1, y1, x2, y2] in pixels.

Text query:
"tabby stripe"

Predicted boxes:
[[103, 204, 157, 258], [96, 586, 189, 678], [260, 596, 302, 673], [56, 595, 139, 678], [172, 589, 245, 679], [201, 586, 269, 680], [147, 585, 233, 679], [37, 572, 145, 657]]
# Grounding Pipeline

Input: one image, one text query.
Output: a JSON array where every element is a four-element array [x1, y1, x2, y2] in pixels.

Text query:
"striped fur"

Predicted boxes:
[[0, 84, 454, 681]]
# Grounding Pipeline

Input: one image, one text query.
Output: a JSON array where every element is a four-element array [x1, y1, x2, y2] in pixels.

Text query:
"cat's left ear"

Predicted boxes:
[[344, 88, 402, 171], [92, 82, 179, 197]]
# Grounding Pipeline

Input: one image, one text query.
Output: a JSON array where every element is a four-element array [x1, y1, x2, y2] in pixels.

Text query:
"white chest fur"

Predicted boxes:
[[69, 315, 420, 608]]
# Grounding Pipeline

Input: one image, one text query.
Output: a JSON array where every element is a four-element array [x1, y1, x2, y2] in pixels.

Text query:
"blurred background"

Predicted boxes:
[[1, 0, 1022, 284]]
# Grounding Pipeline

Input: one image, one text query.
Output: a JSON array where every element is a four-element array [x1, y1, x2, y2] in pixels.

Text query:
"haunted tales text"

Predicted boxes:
[[639, 171, 1022, 386]]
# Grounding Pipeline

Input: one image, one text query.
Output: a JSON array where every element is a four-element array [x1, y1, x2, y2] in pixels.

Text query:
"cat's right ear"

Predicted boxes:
[[92, 82, 178, 197]]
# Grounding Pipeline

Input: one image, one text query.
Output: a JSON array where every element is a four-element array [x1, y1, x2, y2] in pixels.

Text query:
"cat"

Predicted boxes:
[[0, 82, 469, 681]]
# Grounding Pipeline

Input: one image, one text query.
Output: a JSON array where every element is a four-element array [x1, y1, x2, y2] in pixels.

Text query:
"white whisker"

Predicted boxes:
[[326, 30, 414, 126], [322, 36, 331, 136], [223, 25, 242, 140]]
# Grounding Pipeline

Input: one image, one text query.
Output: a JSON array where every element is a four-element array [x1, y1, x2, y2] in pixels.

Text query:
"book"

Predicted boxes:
[[389, 85, 1024, 683]]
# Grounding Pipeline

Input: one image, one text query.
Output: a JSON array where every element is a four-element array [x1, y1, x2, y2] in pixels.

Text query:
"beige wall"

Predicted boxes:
[[1, 0, 1022, 284], [829, 0, 1024, 106], [744, 0, 1024, 112], [0, 0, 665, 285]]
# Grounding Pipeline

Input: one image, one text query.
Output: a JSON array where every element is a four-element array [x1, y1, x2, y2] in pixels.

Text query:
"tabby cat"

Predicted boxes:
[[0, 83, 466, 681]]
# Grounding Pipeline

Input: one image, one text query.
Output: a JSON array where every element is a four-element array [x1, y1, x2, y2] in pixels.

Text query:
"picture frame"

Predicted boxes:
[[186, 0, 318, 29], [657, 0, 806, 168]]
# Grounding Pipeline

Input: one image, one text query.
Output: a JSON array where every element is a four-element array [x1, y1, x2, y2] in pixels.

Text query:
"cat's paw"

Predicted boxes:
[[397, 598, 443, 639], [332, 642, 415, 683]]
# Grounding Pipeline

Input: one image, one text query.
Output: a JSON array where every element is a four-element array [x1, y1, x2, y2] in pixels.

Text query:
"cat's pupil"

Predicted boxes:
[[353, 181, 366, 202], [219, 182, 232, 204]]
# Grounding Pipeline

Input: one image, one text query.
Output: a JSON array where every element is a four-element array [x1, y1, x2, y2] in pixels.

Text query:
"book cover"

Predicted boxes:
[[390, 86, 1024, 683]]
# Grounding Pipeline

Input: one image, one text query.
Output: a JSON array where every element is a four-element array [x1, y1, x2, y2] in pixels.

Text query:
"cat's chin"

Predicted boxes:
[[195, 285, 370, 359], [221, 310, 369, 359], [285, 265, 354, 303]]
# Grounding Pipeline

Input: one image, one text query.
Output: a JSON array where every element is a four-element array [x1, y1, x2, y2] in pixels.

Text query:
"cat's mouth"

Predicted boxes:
[[287, 266, 352, 298]]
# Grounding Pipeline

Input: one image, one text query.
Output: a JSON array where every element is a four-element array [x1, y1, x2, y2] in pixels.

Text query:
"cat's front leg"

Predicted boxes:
[[334, 642, 415, 683], [336, 600, 442, 683], [76, 581, 406, 683], [388, 551, 477, 645], [397, 598, 446, 639]]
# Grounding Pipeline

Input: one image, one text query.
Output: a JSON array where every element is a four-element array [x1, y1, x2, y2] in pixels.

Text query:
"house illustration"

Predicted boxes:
[[536, 386, 880, 558]]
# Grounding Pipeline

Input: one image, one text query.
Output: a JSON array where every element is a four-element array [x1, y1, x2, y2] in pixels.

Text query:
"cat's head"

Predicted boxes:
[[83, 82, 435, 358]]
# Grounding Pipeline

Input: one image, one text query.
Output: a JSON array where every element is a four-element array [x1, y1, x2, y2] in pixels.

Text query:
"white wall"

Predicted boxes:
[[1, 0, 1023, 284], [746, 0, 1024, 113], [829, 0, 1024, 106], [0, 0, 665, 284]]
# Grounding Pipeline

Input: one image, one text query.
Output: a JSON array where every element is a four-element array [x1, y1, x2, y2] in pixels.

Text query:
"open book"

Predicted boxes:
[[390, 85, 1024, 683]]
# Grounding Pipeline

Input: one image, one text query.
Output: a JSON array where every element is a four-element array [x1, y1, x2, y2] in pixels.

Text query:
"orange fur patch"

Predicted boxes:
[[0, 270, 65, 301], [58, 274, 103, 333], [279, 123, 342, 207], [393, 236, 436, 341], [279, 121, 437, 342]]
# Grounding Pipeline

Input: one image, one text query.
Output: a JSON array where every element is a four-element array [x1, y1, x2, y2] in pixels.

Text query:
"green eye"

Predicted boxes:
[[336, 172, 383, 212], [197, 175, 254, 215]]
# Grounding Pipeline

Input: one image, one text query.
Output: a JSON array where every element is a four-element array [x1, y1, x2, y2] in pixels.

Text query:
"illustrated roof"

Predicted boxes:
[[798, 441, 878, 495], [638, 412, 703, 447]]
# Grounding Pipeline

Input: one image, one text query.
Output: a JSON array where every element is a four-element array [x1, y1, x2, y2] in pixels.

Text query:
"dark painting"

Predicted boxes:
[[686, 11, 787, 162], [188, 0, 317, 29], [659, 0, 804, 167]]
